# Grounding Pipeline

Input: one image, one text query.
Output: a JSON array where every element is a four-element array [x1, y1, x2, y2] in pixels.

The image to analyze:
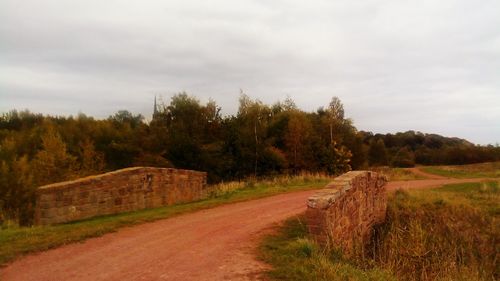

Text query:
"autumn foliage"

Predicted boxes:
[[1, 93, 499, 224]]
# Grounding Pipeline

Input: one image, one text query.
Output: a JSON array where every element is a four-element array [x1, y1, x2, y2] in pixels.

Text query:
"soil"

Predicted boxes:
[[1, 169, 494, 281]]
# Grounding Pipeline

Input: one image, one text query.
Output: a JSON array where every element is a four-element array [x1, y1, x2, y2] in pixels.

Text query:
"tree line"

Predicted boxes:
[[1, 93, 499, 224]]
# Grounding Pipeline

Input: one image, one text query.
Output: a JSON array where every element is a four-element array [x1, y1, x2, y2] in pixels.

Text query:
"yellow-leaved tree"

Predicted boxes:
[[32, 126, 77, 186], [78, 138, 105, 176]]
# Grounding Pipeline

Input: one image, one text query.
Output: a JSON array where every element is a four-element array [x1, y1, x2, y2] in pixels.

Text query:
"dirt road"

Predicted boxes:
[[2, 190, 315, 281], [2, 174, 493, 281]]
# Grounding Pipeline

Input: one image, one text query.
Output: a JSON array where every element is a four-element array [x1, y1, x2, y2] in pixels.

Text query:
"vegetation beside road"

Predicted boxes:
[[370, 167, 426, 181], [422, 162, 500, 179], [260, 181, 499, 281], [259, 216, 395, 281], [0, 174, 331, 266]]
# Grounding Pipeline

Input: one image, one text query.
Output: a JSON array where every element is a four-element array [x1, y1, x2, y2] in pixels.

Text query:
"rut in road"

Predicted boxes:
[[2, 175, 493, 281]]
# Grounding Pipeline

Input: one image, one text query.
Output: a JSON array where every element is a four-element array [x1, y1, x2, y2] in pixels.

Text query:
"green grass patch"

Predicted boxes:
[[0, 175, 331, 266], [421, 162, 500, 179], [260, 181, 499, 281], [434, 181, 499, 215]]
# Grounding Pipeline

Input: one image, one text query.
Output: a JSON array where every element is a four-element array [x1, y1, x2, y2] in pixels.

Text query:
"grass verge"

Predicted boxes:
[[0, 174, 331, 266], [260, 181, 499, 281], [259, 215, 396, 281], [421, 162, 500, 179], [371, 167, 426, 181]]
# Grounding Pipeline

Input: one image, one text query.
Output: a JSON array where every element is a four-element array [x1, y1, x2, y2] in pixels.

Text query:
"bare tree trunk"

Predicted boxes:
[[330, 123, 333, 144], [254, 120, 258, 177], [294, 144, 297, 175]]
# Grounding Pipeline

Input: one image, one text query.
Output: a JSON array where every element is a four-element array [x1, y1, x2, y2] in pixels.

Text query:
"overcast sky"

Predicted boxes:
[[1, 0, 499, 144]]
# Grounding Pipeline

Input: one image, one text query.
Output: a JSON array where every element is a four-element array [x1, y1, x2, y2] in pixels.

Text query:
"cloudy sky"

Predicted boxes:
[[1, 0, 499, 144]]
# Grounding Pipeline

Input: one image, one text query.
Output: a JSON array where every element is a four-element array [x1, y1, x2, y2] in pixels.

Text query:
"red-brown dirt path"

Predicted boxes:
[[2, 175, 495, 281], [1, 190, 315, 281]]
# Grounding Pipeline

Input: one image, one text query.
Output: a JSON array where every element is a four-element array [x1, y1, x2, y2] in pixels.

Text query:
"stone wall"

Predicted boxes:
[[306, 171, 387, 254], [34, 167, 208, 225]]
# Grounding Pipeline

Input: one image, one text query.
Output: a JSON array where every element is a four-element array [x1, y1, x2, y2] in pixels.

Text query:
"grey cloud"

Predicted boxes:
[[0, 0, 499, 144]]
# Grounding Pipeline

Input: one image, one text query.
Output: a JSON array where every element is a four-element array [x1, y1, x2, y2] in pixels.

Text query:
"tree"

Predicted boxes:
[[158, 93, 228, 182], [369, 139, 388, 166], [282, 95, 297, 111], [284, 111, 312, 173], [163, 93, 205, 170], [327, 97, 345, 144], [79, 138, 105, 176], [0, 155, 35, 225], [108, 110, 144, 129], [237, 93, 271, 177], [328, 141, 352, 175], [391, 146, 415, 167], [203, 98, 223, 142], [344, 133, 368, 169], [0, 134, 36, 224], [32, 126, 77, 186]]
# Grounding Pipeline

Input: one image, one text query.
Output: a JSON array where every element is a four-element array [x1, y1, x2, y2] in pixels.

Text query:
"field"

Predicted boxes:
[[421, 162, 500, 179], [260, 181, 499, 281], [0, 174, 332, 266]]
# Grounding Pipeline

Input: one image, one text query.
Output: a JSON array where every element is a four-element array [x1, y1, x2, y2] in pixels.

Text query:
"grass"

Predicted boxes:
[[370, 167, 426, 181], [260, 181, 499, 281], [421, 162, 500, 179], [368, 181, 499, 281], [259, 216, 396, 281], [0, 173, 332, 266], [436, 181, 500, 215]]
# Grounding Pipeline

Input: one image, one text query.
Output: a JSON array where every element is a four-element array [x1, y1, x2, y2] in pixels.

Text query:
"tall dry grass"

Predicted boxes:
[[362, 181, 499, 281], [209, 172, 334, 197], [370, 166, 426, 181]]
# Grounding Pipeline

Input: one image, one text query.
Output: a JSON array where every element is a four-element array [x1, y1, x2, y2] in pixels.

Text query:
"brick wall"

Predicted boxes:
[[34, 167, 208, 225], [306, 171, 387, 254]]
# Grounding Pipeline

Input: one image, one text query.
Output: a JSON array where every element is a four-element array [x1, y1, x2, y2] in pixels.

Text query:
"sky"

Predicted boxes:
[[1, 0, 499, 145]]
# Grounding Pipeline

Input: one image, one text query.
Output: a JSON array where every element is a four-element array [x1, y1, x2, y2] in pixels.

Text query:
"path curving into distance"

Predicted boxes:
[[2, 170, 495, 281], [387, 167, 494, 191]]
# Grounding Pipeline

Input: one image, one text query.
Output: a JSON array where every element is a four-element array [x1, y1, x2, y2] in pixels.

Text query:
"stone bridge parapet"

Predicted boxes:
[[35, 167, 208, 225], [306, 171, 387, 254]]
